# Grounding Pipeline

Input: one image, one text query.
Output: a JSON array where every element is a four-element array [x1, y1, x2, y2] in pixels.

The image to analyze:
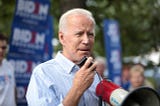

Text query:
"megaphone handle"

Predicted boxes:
[[99, 96, 102, 106]]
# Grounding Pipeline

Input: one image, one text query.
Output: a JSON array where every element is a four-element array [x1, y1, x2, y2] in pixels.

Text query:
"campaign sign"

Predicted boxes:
[[9, 23, 46, 60], [8, 0, 53, 105], [8, 58, 41, 106], [7, 17, 53, 105], [103, 19, 122, 85], [8, 23, 53, 106], [14, 0, 50, 26], [9, 15, 53, 61], [43, 16, 54, 61]]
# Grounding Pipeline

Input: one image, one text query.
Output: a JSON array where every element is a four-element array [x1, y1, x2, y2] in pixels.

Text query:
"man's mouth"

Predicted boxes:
[[78, 49, 91, 56], [79, 48, 90, 51], [79, 49, 90, 52]]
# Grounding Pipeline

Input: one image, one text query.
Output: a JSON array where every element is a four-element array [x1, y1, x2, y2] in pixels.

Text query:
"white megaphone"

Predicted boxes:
[[96, 79, 160, 106]]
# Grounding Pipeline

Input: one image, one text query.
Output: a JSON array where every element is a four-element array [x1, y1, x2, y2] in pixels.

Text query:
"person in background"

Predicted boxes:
[[121, 64, 131, 91], [95, 56, 108, 79], [0, 34, 16, 106], [26, 8, 105, 106], [128, 63, 154, 91]]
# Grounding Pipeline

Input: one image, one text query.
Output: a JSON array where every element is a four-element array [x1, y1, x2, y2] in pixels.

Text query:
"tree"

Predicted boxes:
[[0, 0, 15, 37], [86, 0, 160, 58]]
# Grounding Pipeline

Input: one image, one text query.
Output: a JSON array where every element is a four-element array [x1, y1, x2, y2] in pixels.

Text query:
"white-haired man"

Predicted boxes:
[[26, 8, 104, 106]]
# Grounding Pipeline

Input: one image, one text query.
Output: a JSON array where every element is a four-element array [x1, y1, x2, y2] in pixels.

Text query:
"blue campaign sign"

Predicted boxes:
[[8, 15, 53, 61], [8, 0, 53, 105], [43, 16, 54, 61], [7, 16, 53, 106], [103, 19, 122, 85], [14, 0, 50, 26], [8, 58, 41, 106], [9, 22, 46, 60]]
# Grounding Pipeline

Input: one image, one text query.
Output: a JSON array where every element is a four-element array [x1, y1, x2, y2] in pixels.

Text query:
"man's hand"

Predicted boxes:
[[73, 57, 97, 94], [62, 57, 97, 106]]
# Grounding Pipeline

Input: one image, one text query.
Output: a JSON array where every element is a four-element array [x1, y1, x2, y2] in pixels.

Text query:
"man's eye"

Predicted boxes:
[[76, 32, 84, 36], [88, 32, 94, 37]]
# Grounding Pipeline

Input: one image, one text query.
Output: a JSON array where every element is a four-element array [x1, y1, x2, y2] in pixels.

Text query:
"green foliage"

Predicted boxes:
[[86, 0, 160, 57], [0, 0, 15, 37]]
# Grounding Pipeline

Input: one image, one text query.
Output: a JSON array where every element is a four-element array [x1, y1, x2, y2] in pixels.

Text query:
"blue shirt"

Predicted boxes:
[[26, 52, 100, 106]]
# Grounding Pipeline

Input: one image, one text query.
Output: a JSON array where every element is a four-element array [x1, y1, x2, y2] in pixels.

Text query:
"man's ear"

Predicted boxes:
[[58, 31, 65, 45]]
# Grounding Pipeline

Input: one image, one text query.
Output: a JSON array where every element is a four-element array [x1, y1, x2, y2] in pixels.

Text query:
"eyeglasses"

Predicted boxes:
[[0, 46, 7, 50]]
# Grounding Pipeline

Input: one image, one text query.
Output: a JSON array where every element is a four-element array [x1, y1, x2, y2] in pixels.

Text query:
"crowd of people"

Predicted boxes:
[[0, 8, 159, 106]]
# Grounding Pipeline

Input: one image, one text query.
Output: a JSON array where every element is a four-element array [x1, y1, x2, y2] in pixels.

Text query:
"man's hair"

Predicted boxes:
[[0, 33, 8, 43], [59, 8, 96, 33]]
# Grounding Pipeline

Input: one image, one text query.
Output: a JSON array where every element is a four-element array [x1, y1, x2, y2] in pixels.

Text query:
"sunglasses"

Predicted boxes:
[[0, 46, 7, 50]]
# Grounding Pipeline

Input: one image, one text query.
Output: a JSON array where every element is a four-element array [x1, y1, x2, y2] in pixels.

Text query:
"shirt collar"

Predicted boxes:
[[55, 51, 79, 74]]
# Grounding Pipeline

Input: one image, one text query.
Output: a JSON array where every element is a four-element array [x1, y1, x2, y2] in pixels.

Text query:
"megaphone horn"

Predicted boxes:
[[96, 79, 160, 106]]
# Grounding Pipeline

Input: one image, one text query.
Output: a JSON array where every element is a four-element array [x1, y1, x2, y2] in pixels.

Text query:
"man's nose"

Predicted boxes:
[[82, 33, 89, 44]]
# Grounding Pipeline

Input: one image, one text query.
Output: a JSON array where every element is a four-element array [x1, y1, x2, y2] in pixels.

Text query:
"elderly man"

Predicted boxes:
[[26, 8, 104, 106]]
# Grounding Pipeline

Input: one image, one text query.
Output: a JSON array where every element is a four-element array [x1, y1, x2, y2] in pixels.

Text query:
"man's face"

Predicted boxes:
[[0, 40, 7, 63], [59, 14, 95, 63]]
